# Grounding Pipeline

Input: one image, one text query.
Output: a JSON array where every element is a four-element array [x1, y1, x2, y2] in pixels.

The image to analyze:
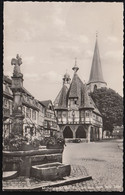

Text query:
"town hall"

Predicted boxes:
[[54, 37, 106, 142]]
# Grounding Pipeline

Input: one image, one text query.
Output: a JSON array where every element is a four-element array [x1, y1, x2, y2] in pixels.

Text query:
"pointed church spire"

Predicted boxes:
[[88, 34, 106, 84], [72, 58, 79, 73]]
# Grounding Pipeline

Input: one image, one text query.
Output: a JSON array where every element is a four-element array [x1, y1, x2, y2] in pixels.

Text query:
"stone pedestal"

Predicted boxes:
[[11, 115, 24, 136], [10, 55, 24, 137]]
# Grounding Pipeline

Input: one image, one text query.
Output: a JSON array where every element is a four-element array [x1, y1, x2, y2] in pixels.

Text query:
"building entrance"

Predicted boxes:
[[63, 126, 73, 138], [76, 126, 86, 138]]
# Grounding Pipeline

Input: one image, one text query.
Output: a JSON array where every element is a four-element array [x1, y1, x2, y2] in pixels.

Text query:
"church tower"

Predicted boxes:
[[87, 34, 107, 92]]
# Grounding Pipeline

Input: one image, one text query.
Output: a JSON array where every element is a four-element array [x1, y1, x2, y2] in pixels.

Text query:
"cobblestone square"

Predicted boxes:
[[43, 139, 123, 192]]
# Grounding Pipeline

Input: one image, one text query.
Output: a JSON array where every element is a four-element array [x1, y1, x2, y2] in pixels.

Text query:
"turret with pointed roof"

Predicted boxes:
[[87, 34, 107, 92], [54, 59, 100, 113]]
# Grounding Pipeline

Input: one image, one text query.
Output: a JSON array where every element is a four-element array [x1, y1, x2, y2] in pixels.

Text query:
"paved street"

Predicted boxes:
[[43, 139, 123, 192], [3, 139, 123, 192]]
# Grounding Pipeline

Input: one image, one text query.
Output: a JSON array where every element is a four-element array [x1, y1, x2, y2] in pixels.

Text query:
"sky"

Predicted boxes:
[[4, 2, 123, 101]]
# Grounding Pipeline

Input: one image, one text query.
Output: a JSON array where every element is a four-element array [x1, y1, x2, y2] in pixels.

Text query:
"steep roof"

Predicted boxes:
[[22, 87, 34, 97], [68, 73, 94, 109], [54, 88, 63, 106], [57, 85, 68, 109], [54, 85, 69, 110], [54, 65, 102, 115], [55, 72, 96, 110], [40, 100, 52, 108], [88, 38, 106, 84], [80, 84, 94, 109], [69, 73, 85, 107], [69, 73, 79, 98], [89, 96, 101, 115]]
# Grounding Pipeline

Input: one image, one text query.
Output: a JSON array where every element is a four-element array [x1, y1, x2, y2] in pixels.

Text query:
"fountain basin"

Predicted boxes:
[[3, 149, 63, 176], [31, 162, 71, 180]]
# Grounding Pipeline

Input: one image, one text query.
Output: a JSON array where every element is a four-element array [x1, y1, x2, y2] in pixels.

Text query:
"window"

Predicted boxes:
[[52, 122, 57, 128], [62, 111, 67, 118], [81, 111, 84, 118], [26, 108, 31, 118], [27, 96, 30, 103], [58, 111, 62, 118], [9, 101, 13, 114], [74, 98, 77, 105], [51, 113, 54, 119], [41, 106, 44, 113], [22, 106, 25, 116], [86, 111, 89, 117], [23, 94, 27, 102], [49, 105, 52, 110], [94, 85, 97, 91], [32, 110, 36, 120], [44, 121, 47, 127], [3, 98, 8, 108], [45, 130, 50, 135], [49, 121, 52, 127], [46, 112, 50, 118], [29, 98, 32, 104]]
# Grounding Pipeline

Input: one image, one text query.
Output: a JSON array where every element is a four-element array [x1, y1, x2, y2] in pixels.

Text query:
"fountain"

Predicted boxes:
[[3, 55, 71, 181]]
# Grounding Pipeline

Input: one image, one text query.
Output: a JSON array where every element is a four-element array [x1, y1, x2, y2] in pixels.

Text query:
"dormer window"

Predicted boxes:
[[74, 98, 77, 105], [49, 105, 52, 110], [94, 84, 97, 91], [27, 96, 29, 102]]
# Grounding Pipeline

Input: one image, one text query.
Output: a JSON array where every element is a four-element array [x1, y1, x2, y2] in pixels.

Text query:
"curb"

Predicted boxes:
[[3, 175, 92, 191]]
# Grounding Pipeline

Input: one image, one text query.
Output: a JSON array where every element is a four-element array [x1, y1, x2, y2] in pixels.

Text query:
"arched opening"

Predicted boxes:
[[76, 126, 86, 138], [63, 126, 73, 138]]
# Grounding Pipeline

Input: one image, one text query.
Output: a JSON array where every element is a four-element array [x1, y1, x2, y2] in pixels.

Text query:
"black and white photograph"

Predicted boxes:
[[2, 1, 123, 192]]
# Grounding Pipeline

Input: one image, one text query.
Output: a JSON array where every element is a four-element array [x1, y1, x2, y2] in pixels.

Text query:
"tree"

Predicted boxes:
[[90, 88, 123, 133]]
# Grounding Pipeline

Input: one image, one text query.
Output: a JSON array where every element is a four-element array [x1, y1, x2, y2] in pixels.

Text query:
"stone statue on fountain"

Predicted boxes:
[[11, 54, 23, 77]]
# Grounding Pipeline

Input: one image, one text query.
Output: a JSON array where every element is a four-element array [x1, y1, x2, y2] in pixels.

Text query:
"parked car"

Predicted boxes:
[[73, 138, 81, 143]]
